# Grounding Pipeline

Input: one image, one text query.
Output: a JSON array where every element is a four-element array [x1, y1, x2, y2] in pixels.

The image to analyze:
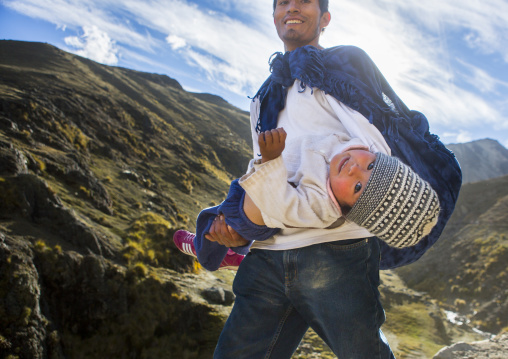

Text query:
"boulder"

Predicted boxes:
[[433, 334, 508, 359]]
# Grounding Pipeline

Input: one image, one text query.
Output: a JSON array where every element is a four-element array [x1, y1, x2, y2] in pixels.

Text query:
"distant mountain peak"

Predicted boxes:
[[446, 139, 508, 184]]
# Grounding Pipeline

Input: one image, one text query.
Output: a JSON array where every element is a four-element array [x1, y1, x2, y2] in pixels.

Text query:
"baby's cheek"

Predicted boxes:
[[330, 178, 348, 202]]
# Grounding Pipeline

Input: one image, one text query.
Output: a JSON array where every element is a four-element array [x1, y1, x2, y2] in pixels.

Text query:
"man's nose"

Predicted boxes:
[[288, 0, 300, 12]]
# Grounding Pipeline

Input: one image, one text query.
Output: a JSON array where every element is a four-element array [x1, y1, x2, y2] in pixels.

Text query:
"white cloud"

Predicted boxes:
[[185, 49, 249, 94], [117, 0, 278, 94], [457, 59, 508, 94], [443, 130, 473, 144], [382, 0, 508, 61], [456, 131, 473, 143], [4, 0, 508, 143], [64, 25, 118, 65], [3, 0, 158, 52], [3, 0, 276, 94], [320, 0, 508, 131], [166, 35, 186, 50]]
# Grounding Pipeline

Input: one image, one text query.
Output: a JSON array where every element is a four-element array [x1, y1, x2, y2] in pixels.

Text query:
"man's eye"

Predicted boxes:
[[367, 161, 375, 170], [354, 182, 362, 193]]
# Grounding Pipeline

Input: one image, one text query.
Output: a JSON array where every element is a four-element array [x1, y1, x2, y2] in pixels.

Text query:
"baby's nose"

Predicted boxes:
[[348, 163, 358, 174]]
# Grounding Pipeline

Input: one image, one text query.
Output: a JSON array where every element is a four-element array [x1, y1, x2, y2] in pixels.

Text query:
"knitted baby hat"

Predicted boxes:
[[345, 153, 440, 248]]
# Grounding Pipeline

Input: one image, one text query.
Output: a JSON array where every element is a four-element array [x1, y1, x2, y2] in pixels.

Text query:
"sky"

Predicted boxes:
[[1, 0, 508, 148]]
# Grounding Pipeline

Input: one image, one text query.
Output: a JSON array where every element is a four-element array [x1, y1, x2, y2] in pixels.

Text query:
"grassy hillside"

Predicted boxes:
[[397, 175, 508, 334], [0, 39, 252, 358], [0, 40, 253, 229]]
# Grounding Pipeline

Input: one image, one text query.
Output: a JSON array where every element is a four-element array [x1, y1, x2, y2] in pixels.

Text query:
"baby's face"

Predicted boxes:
[[329, 150, 376, 210]]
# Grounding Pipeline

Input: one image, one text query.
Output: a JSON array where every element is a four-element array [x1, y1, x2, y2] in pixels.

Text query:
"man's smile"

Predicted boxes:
[[285, 18, 304, 25]]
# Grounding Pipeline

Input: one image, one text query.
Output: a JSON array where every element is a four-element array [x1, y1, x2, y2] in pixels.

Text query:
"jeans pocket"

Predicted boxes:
[[325, 237, 369, 251]]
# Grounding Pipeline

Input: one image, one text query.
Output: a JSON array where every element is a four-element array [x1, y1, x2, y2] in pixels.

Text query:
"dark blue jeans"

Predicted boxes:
[[214, 238, 395, 359]]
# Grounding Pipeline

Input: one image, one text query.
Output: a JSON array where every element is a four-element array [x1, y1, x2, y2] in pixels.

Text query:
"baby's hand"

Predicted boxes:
[[258, 128, 287, 163]]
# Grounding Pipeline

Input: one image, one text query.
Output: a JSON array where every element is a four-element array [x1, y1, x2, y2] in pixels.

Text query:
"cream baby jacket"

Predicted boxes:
[[239, 134, 367, 229]]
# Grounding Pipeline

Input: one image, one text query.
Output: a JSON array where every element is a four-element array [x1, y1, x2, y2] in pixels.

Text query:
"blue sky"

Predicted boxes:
[[1, 0, 508, 147]]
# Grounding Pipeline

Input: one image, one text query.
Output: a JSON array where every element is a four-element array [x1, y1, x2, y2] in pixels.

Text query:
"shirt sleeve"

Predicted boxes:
[[239, 155, 342, 229], [249, 98, 262, 165]]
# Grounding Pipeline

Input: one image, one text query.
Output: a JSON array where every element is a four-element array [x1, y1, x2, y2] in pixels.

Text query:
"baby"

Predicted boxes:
[[174, 128, 440, 270]]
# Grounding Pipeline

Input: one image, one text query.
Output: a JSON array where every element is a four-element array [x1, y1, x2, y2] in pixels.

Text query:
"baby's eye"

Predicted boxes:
[[367, 161, 375, 170], [354, 182, 362, 193]]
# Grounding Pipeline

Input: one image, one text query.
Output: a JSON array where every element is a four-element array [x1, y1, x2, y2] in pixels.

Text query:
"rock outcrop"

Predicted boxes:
[[433, 334, 508, 359], [0, 231, 231, 358]]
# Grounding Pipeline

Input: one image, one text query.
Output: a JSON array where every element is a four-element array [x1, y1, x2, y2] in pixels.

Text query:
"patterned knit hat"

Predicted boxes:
[[345, 153, 440, 248]]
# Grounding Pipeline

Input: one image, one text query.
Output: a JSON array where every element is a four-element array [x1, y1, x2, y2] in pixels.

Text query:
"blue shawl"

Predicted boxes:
[[195, 45, 461, 270]]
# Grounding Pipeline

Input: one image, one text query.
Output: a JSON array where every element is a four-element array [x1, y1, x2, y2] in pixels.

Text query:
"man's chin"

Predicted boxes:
[[281, 36, 305, 49]]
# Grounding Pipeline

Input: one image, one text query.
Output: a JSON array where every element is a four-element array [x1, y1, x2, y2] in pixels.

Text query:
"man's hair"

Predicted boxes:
[[273, 0, 329, 14]]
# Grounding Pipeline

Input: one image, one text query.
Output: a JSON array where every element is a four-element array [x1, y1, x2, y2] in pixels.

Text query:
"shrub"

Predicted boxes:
[[453, 298, 466, 310], [121, 212, 195, 272], [130, 262, 148, 278]]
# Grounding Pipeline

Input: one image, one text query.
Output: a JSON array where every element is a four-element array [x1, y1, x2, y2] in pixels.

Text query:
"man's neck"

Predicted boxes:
[[284, 43, 324, 52]]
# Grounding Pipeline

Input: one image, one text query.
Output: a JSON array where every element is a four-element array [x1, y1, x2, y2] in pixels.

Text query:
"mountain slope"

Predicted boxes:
[[0, 39, 252, 358], [396, 174, 508, 334], [0, 39, 253, 226]]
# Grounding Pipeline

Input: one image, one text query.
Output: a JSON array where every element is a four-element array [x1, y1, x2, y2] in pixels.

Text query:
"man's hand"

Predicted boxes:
[[258, 128, 287, 163], [205, 214, 249, 247]]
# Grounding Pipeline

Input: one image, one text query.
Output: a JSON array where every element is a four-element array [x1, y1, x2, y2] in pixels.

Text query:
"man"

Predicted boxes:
[[207, 0, 461, 358]]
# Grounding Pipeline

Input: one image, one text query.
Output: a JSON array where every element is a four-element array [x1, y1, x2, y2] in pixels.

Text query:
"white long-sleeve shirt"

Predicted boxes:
[[249, 80, 391, 251]]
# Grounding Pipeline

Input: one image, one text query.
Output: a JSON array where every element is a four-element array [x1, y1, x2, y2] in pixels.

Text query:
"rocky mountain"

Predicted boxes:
[[0, 40, 505, 359], [446, 139, 508, 184], [396, 174, 508, 335], [0, 39, 252, 358]]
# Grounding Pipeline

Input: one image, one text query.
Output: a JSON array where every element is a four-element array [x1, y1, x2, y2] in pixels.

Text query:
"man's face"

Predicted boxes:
[[329, 150, 376, 210], [274, 0, 330, 51]]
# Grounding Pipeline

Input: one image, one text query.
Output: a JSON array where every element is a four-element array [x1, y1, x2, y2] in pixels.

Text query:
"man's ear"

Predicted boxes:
[[321, 11, 331, 28]]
